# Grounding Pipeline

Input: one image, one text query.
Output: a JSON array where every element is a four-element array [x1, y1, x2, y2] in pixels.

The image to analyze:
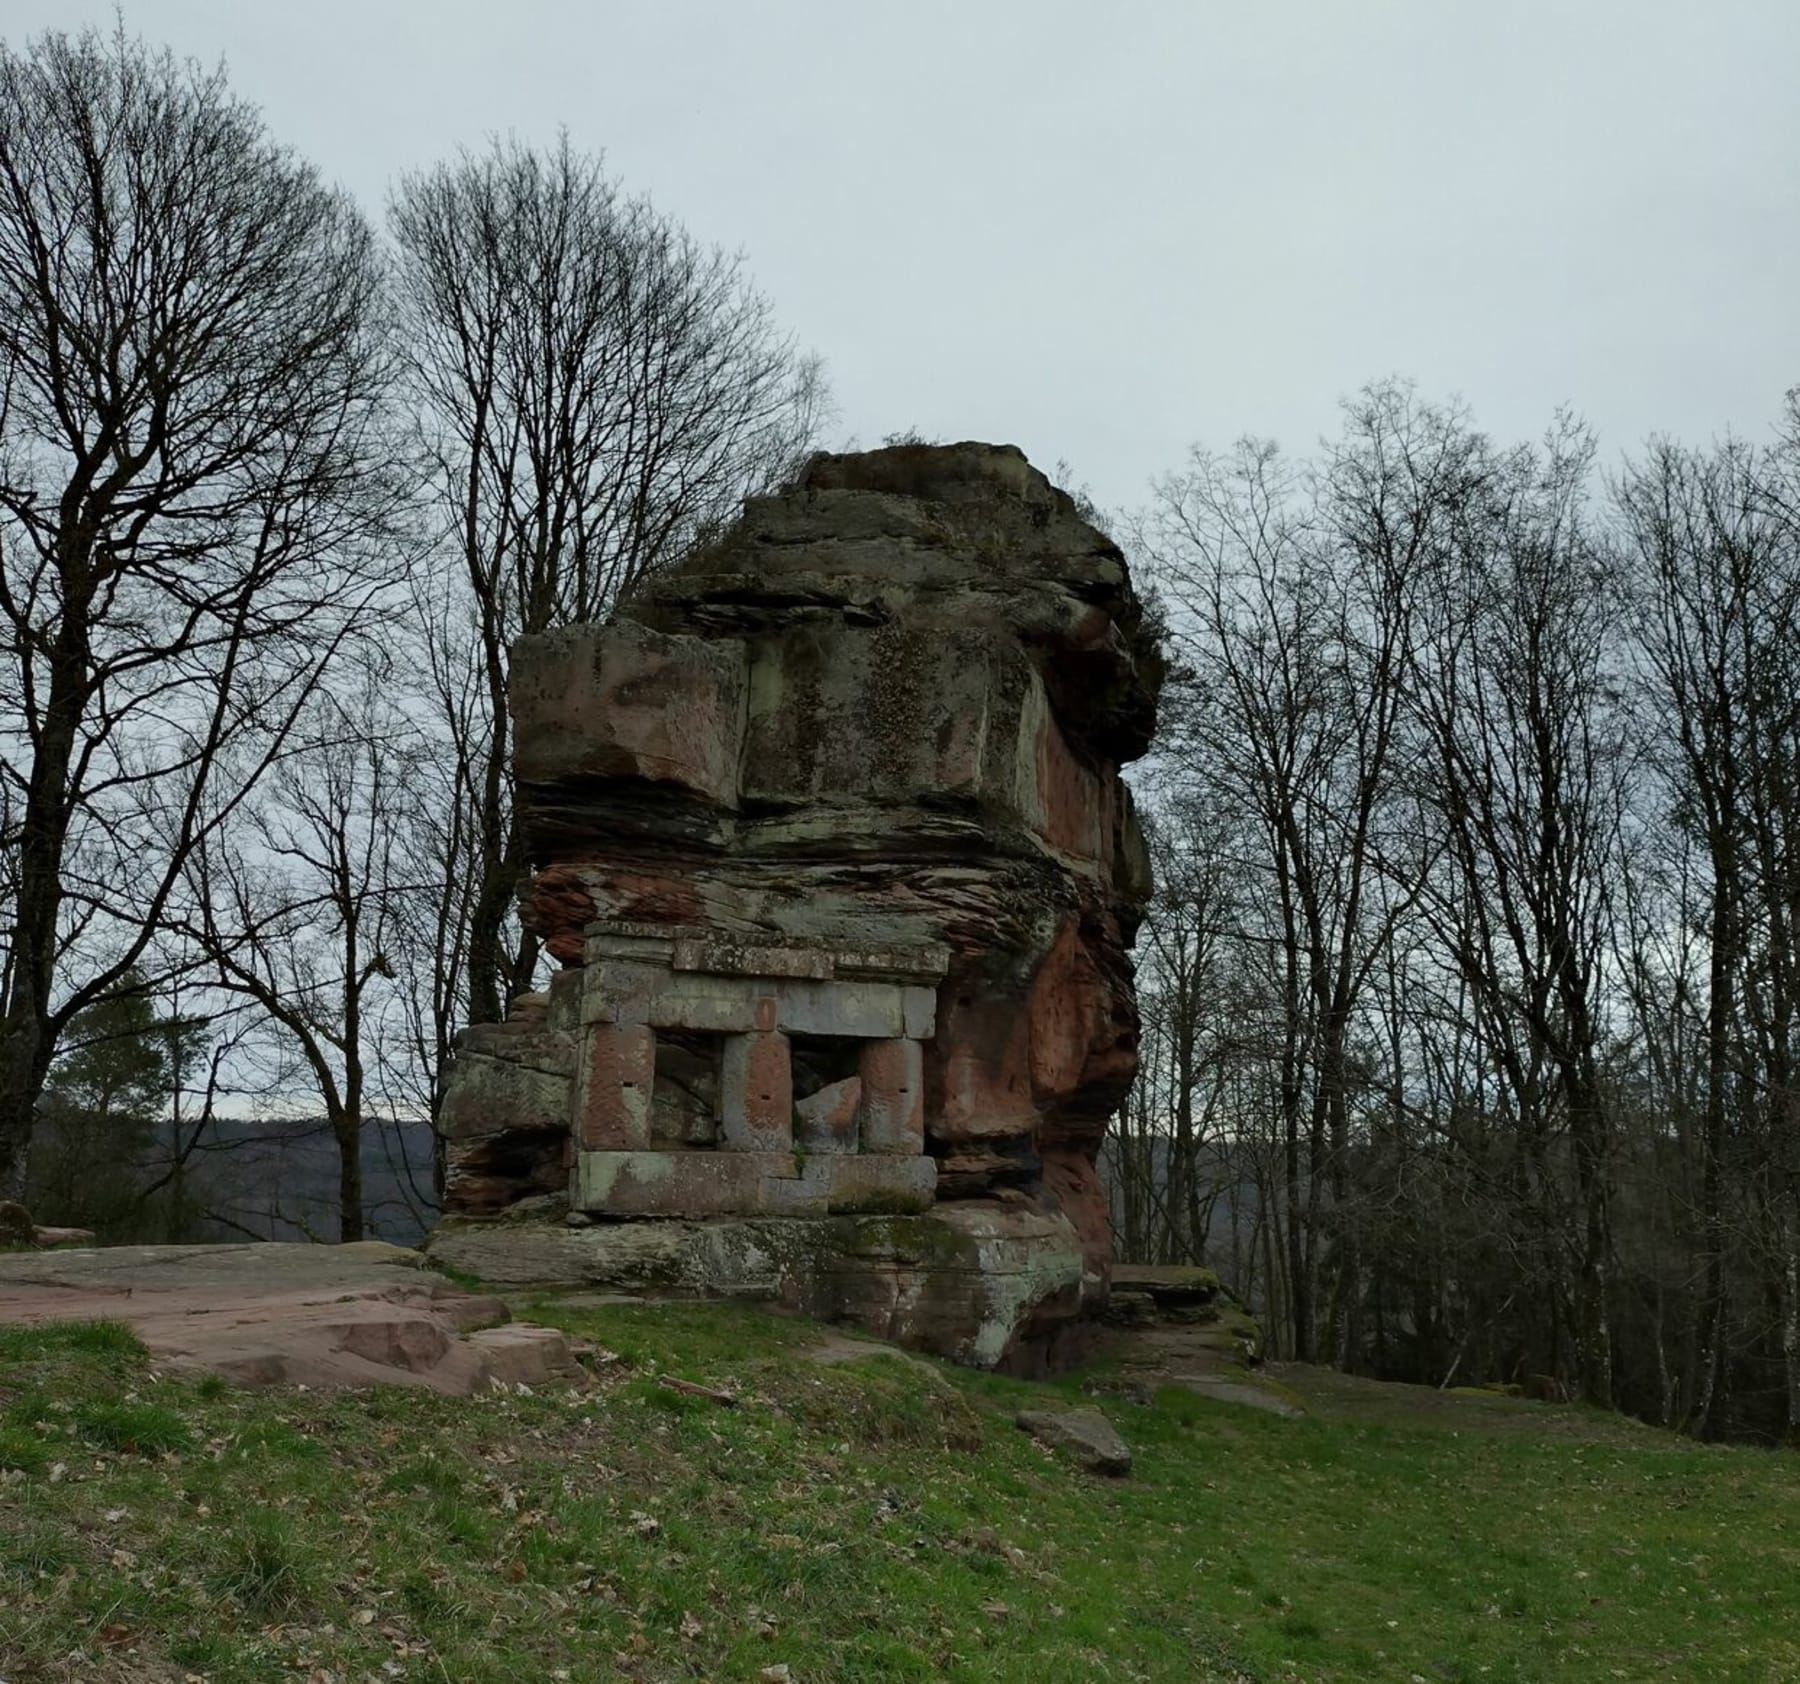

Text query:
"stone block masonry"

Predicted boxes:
[[558, 921, 945, 1217], [434, 441, 1162, 1372]]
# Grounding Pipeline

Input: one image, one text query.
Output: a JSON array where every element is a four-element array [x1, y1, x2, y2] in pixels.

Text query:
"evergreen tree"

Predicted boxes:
[[29, 972, 209, 1239]]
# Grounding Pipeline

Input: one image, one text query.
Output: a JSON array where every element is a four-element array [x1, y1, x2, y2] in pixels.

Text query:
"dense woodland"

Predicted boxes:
[[5, 27, 1799, 1440], [1110, 389, 1800, 1441]]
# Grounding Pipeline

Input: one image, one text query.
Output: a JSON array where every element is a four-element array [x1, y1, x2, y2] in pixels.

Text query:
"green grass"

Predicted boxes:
[[2, 1302, 1798, 1681]]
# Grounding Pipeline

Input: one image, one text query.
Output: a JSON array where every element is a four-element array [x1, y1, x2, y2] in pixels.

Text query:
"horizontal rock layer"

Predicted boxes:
[[436, 442, 1161, 1367]]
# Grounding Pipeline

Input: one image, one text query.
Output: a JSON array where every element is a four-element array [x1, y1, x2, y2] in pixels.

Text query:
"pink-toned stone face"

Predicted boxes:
[[927, 992, 1037, 1145], [1040, 1147, 1113, 1285], [1025, 918, 1139, 1128], [719, 1030, 793, 1153], [1028, 697, 1109, 866], [577, 1023, 655, 1151], [442, 441, 1162, 1371], [512, 623, 746, 811], [858, 1038, 925, 1154], [923, 913, 1140, 1156]]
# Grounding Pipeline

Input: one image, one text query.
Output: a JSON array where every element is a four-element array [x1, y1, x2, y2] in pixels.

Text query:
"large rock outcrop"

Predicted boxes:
[[430, 441, 1162, 1371]]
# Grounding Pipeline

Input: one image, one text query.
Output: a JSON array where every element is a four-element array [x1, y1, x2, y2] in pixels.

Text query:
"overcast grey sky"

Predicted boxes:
[[4, 0, 1796, 507]]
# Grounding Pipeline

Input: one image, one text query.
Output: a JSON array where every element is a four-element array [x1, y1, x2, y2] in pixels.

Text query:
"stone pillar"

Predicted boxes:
[[720, 1030, 793, 1152], [859, 1038, 924, 1154], [577, 1022, 655, 1151]]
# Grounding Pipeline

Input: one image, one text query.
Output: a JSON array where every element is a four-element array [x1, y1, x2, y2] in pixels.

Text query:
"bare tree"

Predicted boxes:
[[1108, 800, 1238, 1266], [179, 656, 427, 1241], [1118, 387, 1800, 1435], [1404, 416, 1631, 1406], [1143, 383, 1470, 1360], [388, 134, 827, 1049], [1622, 434, 1800, 1430], [384, 566, 487, 1200], [0, 25, 397, 1196]]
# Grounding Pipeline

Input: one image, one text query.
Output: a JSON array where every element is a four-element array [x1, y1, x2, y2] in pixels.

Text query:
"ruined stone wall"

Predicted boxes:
[[432, 442, 1162, 1370]]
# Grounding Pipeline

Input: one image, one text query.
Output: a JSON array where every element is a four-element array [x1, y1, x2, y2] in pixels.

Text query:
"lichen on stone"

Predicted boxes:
[[433, 442, 1162, 1371]]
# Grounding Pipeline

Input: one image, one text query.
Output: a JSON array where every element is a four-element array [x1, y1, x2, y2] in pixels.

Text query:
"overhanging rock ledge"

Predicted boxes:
[[428, 440, 1163, 1373]]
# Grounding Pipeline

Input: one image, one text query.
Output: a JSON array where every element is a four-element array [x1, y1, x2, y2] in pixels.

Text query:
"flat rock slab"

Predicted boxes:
[[1097, 1307, 1275, 1417], [32, 1224, 96, 1247], [808, 1333, 954, 1386], [1016, 1406, 1132, 1476], [1173, 1374, 1303, 1418], [1109, 1265, 1220, 1304], [0, 1241, 571, 1396], [431, 1203, 1087, 1373]]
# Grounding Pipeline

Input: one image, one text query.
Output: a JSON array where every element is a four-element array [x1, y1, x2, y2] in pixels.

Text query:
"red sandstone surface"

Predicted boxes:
[[0, 1242, 578, 1395], [433, 442, 1163, 1369]]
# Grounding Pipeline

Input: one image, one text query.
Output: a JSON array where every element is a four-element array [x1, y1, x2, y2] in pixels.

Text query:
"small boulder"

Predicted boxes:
[[33, 1224, 96, 1249], [468, 1323, 582, 1388], [794, 1074, 862, 1153], [0, 1200, 34, 1248], [1015, 1406, 1131, 1477], [1174, 1374, 1302, 1418]]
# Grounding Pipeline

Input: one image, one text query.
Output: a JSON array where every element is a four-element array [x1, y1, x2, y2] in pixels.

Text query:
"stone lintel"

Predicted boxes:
[[582, 924, 949, 983], [586, 919, 712, 944], [672, 938, 833, 980], [773, 977, 907, 1038], [583, 932, 677, 965], [832, 942, 952, 982], [582, 965, 925, 1041], [573, 1149, 936, 1217], [584, 964, 766, 1032]]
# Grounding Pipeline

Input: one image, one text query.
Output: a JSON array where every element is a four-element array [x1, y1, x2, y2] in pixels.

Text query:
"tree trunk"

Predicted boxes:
[[333, 1107, 365, 1243], [0, 563, 95, 1197], [1568, 1070, 1614, 1409], [1782, 1194, 1800, 1440]]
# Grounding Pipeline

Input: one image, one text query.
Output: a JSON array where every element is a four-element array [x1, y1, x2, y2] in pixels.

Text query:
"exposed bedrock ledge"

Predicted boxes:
[[427, 1201, 1088, 1375]]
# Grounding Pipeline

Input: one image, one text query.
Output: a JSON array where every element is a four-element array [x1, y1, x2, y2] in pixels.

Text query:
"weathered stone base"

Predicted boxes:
[[426, 1202, 1091, 1374], [573, 1148, 936, 1217]]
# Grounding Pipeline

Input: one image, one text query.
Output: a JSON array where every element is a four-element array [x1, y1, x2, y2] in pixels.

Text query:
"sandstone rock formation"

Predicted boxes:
[[431, 441, 1162, 1371]]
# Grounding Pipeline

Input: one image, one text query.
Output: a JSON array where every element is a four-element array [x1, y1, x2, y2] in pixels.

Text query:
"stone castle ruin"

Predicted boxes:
[[430, 442, 1163, 1372]]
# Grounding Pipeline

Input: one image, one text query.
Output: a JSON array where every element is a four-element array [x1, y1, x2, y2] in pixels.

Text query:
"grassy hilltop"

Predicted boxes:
[[3, 1302, 1797, 1683]]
